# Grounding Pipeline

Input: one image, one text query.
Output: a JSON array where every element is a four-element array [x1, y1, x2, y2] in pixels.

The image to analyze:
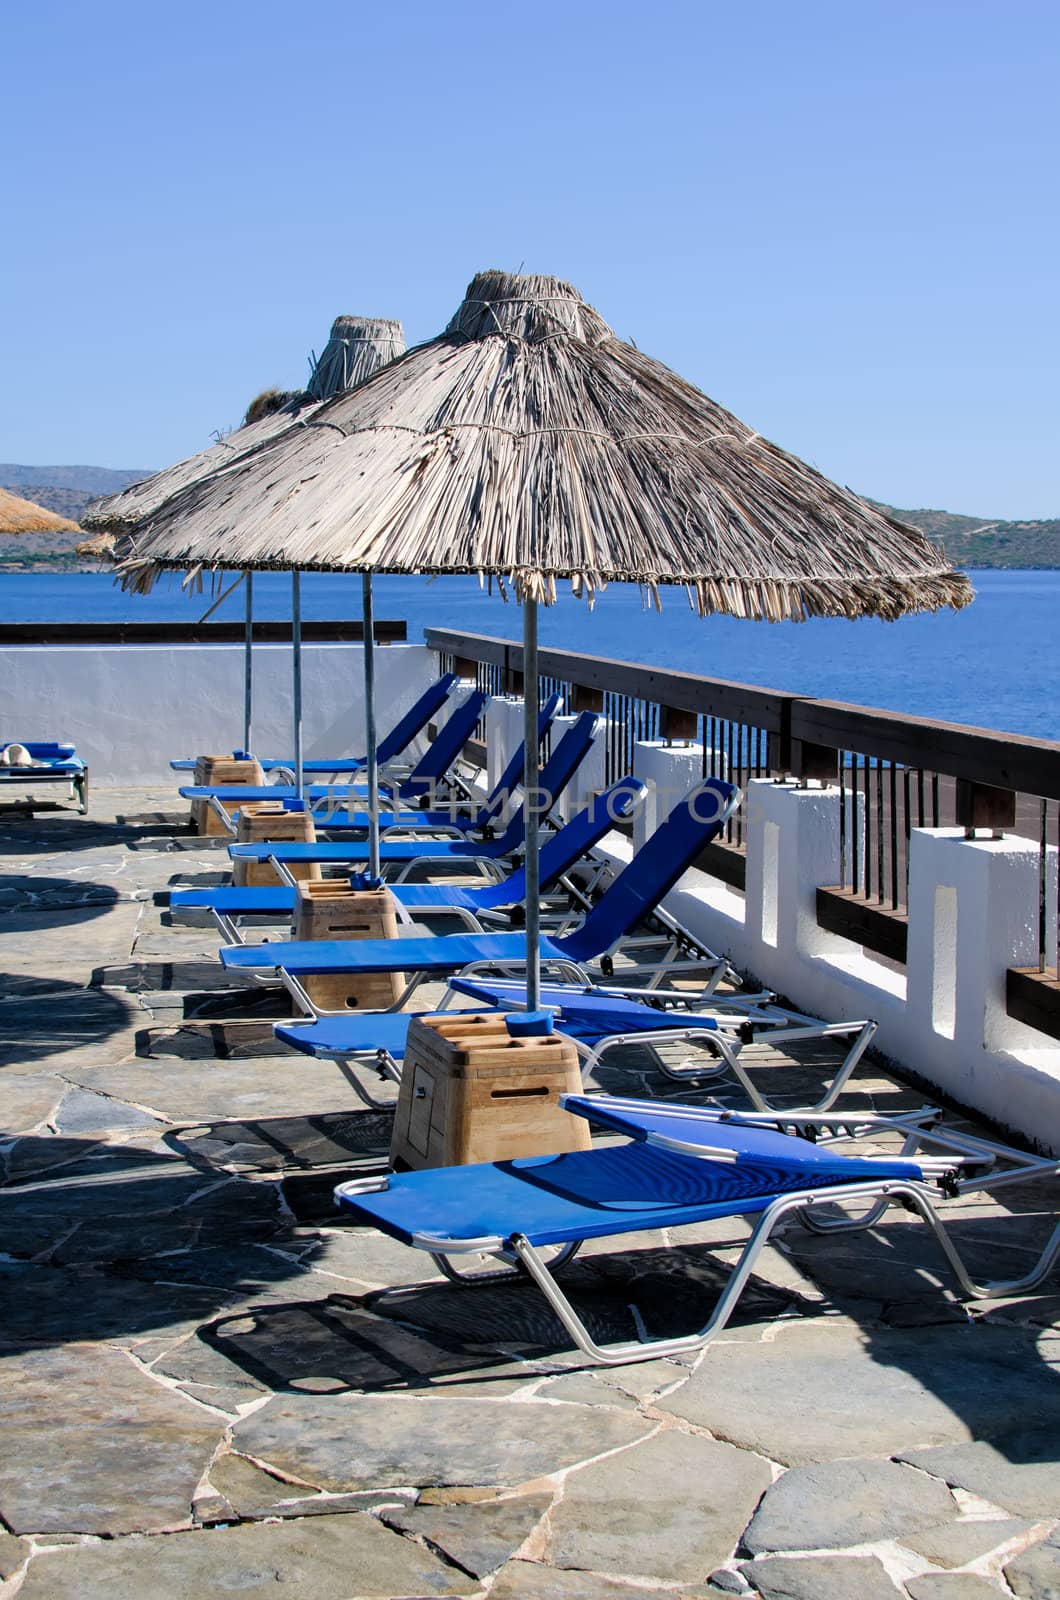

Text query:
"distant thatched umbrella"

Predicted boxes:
[[93, 316, 406, 778], [0, 488, 80, 536], [120, 269, 973, 1006], [84, 316, 406, 537]]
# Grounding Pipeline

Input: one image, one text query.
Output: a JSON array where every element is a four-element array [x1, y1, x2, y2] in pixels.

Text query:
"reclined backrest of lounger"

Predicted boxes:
[[473, 692, 564, 828], [376, 672, 461, 766], [393, 689, 490, 799], [170, 676, 461, 774], [484, 711, 603, 855], [470, 777, 646, 910], [553, 778, 739, 966]]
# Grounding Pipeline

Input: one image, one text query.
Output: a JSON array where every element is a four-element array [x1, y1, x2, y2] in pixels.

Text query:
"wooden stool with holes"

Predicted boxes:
[[293, 880, 404, 1012], [190, 754, 264, 836], [390, 1012, 590, 1170], [231, 802, 321, 887]]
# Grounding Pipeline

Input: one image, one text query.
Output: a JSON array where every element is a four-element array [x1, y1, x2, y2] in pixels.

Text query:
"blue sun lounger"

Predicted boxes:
[[171, 776, 646, 940], [0, 743, 88, 814], [219, 777, 741, 1006], [170, 673, 461, 776], [225, 711, 603, 880], [272, 967, 874, 1113], [180, 690, 491, 819], [334, 1091, 1060, 1365], [312, 691, 564, 832], [331, 1094, 927, 1365]]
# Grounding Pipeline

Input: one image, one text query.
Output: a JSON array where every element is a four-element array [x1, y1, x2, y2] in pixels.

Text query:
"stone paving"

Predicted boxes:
[[0, 790, 1058, 1599]]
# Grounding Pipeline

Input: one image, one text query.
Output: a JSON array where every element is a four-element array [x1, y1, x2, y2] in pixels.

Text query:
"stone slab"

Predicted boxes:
[[0, 1072, 65, 1133], [0, 1263, 232, 1345], [490, 1561, 715, 1597], [547, 1427, 772, 1583], [209, 1451, 411, 1519], [0, 901, 142, 978], [1005, 1532, 1060, 1599], [54, 1087, 163, 1133], [906, 1575, 1013, 1599], [0, 1343, 223, 1535], [0, 1531, 30, 1579], [66, 1057, 367, 1123], [741, 1553, 901, 1600], [0, 985, 138, 1070], [381, 1491, 554, 1577], [234, 1392, 652, 1492], [15, 1511, 477, 1598], [899, 1434, 1060, 1519], [902, 1518, 1038, 1569], [662, 1322, 1060, 1466], [743, 1457, 955, 1552]]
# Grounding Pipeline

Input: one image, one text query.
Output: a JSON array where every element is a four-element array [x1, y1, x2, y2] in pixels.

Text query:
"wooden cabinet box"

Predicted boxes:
[[232, 802, 320, 886], [293, 881, 403, 1011], [190, 755, 264, 836], [391, 1012, 590, 1170]]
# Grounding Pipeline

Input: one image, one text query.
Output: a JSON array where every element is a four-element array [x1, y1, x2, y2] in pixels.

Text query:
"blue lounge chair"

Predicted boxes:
[[225, 711, 603, 880], [179, 690, 491, 823], [0, 743, 88, 814], [171, 776, 646, 940], [333, 1091, 1042, 1366], [218, 777, 741, 1007], [272, 970, 874, 1113], [313, 691, 564, 832], [169, 673, 461, 775]]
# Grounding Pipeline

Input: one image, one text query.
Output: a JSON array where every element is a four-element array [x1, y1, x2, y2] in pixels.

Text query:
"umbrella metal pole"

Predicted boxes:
[[522, 598, 541, 1012], [361, 573, 381, 879], [243, 571, 253, 754], [291, 571, 303, 799]]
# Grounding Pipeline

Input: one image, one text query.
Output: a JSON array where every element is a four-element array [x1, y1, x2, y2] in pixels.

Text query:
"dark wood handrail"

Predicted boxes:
[[790, 699, 1060, 803], [0, 620, 407, 646], [424, 628, 796, 732], [425, 626, 1060, 801]]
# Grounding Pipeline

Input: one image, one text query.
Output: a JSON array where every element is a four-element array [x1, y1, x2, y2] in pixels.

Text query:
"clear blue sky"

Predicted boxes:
[[3, 0, 1057, 517]]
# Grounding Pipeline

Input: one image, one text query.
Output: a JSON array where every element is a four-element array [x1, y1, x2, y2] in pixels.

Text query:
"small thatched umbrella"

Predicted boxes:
[[119, 269, 972, 1007], [89, 317, 406, 778], [0, 488, 80, 537]]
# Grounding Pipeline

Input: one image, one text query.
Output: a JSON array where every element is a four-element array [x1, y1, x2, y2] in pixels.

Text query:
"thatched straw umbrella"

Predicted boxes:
[[0, 488, 80, 537], [89, 317, 406, 779], [119, 268, 972, 1008]]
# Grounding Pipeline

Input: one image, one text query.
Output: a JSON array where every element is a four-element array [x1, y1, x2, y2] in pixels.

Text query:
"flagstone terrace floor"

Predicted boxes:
[[0, 791, 1058, 1600]]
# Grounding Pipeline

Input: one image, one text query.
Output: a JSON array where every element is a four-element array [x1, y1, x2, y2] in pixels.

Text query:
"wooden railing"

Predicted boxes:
[[427, 627, 1060, 1037], [0, 620, 407, 646]]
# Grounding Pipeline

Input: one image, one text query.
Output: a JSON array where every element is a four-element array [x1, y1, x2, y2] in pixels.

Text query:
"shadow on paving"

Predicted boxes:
[[0, 1131, 302, 1346], [200, 1237, 810, 1393], [0, 974, 134, 1064], [0, 873, 122, 919], [0, 812, 194, 857]]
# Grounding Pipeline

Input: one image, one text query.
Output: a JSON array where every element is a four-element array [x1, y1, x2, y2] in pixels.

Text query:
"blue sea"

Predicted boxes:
[[6, 569, 1058, 742]]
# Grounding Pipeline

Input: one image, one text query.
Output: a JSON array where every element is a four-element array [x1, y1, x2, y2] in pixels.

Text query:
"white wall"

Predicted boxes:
[[1, 643, 438, 784]]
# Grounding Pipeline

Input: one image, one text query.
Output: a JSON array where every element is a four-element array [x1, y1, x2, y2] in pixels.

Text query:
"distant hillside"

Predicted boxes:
[[0, 464, 1056, 572], [873, 502, 1060, 569], [0, 465, 151, 528], [0, 463, 151, 496]]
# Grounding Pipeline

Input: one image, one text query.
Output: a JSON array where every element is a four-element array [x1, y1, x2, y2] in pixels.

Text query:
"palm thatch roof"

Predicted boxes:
[[119, 272, 972, 621], [84, 316, 407, 537], [0, 487, 80, 536], [74, 528, 118, 559]]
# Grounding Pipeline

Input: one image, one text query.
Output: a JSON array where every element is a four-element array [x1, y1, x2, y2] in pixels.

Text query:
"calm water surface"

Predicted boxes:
[[7, 569, 1058, 742]]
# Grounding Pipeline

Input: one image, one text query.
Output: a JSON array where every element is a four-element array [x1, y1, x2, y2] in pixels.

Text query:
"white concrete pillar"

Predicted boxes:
[[631, 741, 716, 852], [483, 697, 525, 791], [557, 715, 613, 822], [906, 827, 1059, 1061], [742, 779, 853, 965]]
